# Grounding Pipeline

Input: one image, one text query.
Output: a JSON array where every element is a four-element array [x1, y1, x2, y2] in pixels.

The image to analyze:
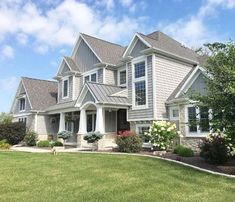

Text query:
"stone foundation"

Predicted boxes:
[[180, 137, 203, 152]]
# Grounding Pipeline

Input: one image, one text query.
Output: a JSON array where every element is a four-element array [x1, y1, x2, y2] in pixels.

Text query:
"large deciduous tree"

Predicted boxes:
[[193, 42, 235, 143]]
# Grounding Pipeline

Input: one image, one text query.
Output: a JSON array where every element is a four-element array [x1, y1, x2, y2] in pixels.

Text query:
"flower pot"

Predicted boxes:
[[92, 142, 98, 151]]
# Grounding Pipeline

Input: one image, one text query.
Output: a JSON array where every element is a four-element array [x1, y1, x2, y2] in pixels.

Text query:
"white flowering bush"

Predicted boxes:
[[145, 121, 180, 151]]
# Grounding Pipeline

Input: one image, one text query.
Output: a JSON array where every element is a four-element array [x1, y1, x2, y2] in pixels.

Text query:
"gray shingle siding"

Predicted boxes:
[[128, 55, 154, 120], [98, 68, 103, 83], [61, 63, 70, 74], [155, 54, 193, 118], [74, 39, 100, 72], [82, 91, 95, 105], [130, 39, 148, 58], [188, 73, 207, 96]]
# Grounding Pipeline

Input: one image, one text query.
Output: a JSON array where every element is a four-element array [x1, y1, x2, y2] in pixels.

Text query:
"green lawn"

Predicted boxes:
[[0, 152, 234, 202]]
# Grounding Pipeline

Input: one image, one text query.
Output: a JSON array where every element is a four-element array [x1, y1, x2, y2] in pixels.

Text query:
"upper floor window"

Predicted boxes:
[[83, 72, 97, 83], [62, 78, 69, 98], [132, 58, 147, 109], [187, 106, 210, 134], [119, 70, 126, 86], [19, 98, 25, 111]]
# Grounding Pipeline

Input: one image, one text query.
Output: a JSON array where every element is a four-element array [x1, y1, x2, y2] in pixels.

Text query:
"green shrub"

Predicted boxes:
[[145, 121, 180, 151], [57, 130, 73, 140], [24, 131, 38, 146], [0, 122, 26, 145], [116, 131, 142, 153], [200, 132, 233, 164], [83, 132, 103, 143], [0, 140, 11, 149], [37, 140, 50, 147], [174, 145, 194, 157], [53, 141, 63, 147]]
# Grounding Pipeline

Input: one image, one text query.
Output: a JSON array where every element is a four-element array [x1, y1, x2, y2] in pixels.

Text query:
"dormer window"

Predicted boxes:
[[62, 78, 69, 98], [19, 98, 25, 111], [83, 71, 97, 83]]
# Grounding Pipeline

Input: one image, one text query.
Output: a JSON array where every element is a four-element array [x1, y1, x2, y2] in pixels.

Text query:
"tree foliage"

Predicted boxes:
[[192, 42, 235, 142], [0, 112, 13, 124]]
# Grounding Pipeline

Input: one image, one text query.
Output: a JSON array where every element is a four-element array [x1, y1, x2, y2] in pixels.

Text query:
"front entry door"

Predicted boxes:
[[87, 113, 96, 132]]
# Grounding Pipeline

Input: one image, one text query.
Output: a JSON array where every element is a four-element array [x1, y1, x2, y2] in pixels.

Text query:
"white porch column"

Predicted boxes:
[[59, 112, 65, 132], [78, 109, 87, 134], [96, 106, 105, 134]]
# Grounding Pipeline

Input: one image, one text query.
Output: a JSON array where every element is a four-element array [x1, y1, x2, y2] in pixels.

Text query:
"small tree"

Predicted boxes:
[[57, 130, 72, 142], [0, 112, 13, 124], [191, 42, 235, 143], [83, 132, 103, 151]]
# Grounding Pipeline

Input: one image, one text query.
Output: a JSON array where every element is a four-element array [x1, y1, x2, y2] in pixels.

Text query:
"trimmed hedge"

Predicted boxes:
[[174, 145, 194, 157], [37, 140, 50, 147], [0, 122, 26, 145]]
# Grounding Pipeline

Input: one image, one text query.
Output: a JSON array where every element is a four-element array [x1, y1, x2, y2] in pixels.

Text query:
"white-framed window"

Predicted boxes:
[[83, 72, 97, 83], [186, 105, 211, 136], [62, 78, 69, 99], [18, 117, 27, 123], [19, 98, 26, 112], [65, 121, 74, 132], [118, 67, 127, 86], [170, 107, 179, 120], [132, 56, 148, 109]]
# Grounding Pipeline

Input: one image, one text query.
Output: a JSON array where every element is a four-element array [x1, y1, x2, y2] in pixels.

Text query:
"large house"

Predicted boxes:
[[10, 31, 209, 149]]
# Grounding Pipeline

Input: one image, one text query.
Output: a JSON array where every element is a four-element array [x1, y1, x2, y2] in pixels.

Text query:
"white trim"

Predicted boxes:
[[103, 67, 106, 84], [72, 75, 75, 100], [82, 68, 98, 84], [175, 66, 207, 98], [19, 97, 26, 112], [13, 113, 32, 118], [122, 33, 151, 58], [34, 112, 38, 132], [132, 56, 148, 110], [152, 53, 157, 119], [21, 80, 33, 109], [136, 123, 150, 134], [117, 66, 127, 86], [62, 77, 69, 99]]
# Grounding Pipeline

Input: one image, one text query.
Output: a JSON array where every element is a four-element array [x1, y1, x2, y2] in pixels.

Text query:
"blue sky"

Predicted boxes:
[[0, 0, 235, 112]]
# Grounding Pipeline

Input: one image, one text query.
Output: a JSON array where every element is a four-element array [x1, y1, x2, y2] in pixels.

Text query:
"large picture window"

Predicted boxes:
[[187, 106, 210, 134], [19, 98, 25, 111], [132, 58, 147, 108]]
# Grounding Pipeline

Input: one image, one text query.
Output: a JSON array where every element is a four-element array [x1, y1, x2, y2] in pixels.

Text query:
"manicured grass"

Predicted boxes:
[[0, 152, 234, 202]]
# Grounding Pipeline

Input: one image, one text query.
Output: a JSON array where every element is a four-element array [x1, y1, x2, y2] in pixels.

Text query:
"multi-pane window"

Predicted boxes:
[[63, 79, 69, 98], [119, 70, 126, 85], [84, 73, 97, 83], [133, 60, 147, 107], [18, 117, 27, 123], [172, 109, 179, 118], [135, 81, 146, 106], [19, 98, 25, 111], [134, 62, 145, 78], [91, 73, 97, 82], [187, 106, 210, 133], [137, 125, 150, 143], [65, 121, 74, 132]]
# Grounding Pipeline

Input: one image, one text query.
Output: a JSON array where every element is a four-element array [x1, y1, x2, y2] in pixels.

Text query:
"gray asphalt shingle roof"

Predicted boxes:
[[45, 101, 76, 112], [22, 77, 57, 110], [81, 33, 126, 65], [64, 56, 80, 72], [138, 31, 199, 62], [86, 82, 130, 105]]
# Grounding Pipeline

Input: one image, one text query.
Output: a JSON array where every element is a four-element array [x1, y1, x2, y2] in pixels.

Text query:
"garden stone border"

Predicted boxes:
[[76, 151, 235, 179]]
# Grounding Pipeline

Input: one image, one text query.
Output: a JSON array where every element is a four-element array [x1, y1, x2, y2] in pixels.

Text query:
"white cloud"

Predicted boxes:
[[120, 0, 133, 7], [0, 0, 148, 52], [1, 45, 14, 59], [158, 0, 235, 48]]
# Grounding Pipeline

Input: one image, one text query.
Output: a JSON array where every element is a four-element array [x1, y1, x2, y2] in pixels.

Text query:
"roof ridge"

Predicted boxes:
[[86, 81, 125, 89], [81, 33, 125, 48], [22, 77, 57, 83]]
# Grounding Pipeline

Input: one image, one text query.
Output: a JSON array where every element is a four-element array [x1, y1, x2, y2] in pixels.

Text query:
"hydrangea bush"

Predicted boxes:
[[145, 121, 180, 151], [200, 132, 233, 164]]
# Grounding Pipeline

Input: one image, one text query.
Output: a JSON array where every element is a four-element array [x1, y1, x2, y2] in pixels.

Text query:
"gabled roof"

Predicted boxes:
[[86, 82, 130, 105], [80, 33, 126, 65], [64, 56, 80, 72], [21, 77, 57, 110], [167, 66, 207, 102], [45, 101, 76, 112], [138, 31, 199, 62]]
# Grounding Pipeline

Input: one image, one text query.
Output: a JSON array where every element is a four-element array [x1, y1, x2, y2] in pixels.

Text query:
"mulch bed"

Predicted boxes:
[[140, 151, 235, 175]]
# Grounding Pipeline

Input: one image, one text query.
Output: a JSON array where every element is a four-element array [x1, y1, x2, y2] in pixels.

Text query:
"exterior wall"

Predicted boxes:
[[74, 76, 82, 99], [188, 73, 207, 95], [74, 39, 100, 72], [130, 39, 148, 58], [61, 63, 70, 74], [12, 114, 35, 131], [98, 68, 103, 83], [128, 55, 154, 120], [105, 68, 117, 85], [155, 55, 193, 119], [82, 91, 95, 105], [14, 96, 31, 114], [58, 76, 73, 103], [36, 115, 52, 140]]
